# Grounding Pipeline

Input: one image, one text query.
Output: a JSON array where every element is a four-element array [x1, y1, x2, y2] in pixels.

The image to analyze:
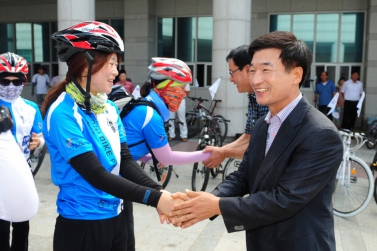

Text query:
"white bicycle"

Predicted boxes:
[[332, 129, 374, 217]]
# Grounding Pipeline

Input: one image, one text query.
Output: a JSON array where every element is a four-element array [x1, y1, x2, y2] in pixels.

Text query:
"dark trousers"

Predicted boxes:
[[341, 100, 358, 130], [318, 105, 333, 120], [53, 212, 127, 251], [0, 220, 29, 251], [35, 94, 44, 107], [124, 201, 135, 251]]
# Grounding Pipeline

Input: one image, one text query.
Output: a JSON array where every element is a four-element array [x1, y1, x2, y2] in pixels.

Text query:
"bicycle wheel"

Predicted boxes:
[[186, 112, 200, 138], [222, 158, 242, 181], [332, 155, 374, 217], [209, 127, 223, 178], [215, 115, 228, 143], [191, 143, 210, 191], [29, 144, 47, 177], [371, 151, 377, 204], [140, 162, 172, 189], [366, 120, 377, 149]]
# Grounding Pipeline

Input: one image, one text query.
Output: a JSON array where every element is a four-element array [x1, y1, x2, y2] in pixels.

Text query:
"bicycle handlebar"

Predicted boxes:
[[187, 96, 209, 102]]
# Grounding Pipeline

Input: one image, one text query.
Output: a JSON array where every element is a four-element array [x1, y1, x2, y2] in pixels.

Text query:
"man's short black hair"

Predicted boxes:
[[118, 69, 127, 75], [248, 31, 313, 87], [226, 45, 250, 70]]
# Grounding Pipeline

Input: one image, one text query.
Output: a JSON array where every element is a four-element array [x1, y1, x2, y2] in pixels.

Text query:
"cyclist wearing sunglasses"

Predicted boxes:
[[0, 52, 44, 251]]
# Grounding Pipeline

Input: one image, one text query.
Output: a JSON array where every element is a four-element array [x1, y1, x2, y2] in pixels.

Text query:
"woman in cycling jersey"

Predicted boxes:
[[42, 21, 183, 251], [0, 52, 43, 251], [121, 57, 210, 250]]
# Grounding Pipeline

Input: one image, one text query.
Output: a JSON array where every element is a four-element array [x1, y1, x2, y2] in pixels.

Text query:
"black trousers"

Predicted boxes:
[[341, 100, 358, 130], [124, 201, 135, 251], [0, 220, 29, 251], [318, 105, 333, 120], [53, 212, 127, 251]]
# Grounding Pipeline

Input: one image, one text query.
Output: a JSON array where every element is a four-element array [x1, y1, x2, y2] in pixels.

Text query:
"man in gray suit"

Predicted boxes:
[[169, 31, 343, 251]]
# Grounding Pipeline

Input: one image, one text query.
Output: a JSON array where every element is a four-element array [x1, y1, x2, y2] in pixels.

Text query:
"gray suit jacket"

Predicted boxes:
[[212, 96, 343, 251]]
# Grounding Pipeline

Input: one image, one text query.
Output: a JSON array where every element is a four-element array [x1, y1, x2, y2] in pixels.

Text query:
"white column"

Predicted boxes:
[[212, 0, 252, 137], [364, 0, 377, 127], [56, 0, 95, 81]]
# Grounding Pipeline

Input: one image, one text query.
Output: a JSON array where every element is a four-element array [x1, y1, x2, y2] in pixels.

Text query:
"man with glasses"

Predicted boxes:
[[203, 45, 269, 168]]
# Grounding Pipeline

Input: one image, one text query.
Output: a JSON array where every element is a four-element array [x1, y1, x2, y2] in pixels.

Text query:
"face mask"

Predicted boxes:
[[158, 87, 186, 112], [0, 84, 24, 100]]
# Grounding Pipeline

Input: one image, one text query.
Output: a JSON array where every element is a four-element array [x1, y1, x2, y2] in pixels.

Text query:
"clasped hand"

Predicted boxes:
[[156, 189, 220, 229]]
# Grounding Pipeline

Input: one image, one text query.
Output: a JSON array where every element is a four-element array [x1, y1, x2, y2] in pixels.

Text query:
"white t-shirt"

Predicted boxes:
[[341, 80, 363, 101], [50, 75, 60, 88], [32, 74, 50, 94]]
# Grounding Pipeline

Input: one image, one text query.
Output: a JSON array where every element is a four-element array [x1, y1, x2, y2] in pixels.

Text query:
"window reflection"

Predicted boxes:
[[270, 15, 290, 31], [198, 17, 212, 62], [177, 18, 195, 62], [33, 22, 50, 62], [293, 14, 314, 52], [157, 17, 212, 86], [16, 23, 32, 62], [316, 14, 339, 62], [340, 13, 364, 62], [0, 24, 14, 53], [158, 18, 175, 58]]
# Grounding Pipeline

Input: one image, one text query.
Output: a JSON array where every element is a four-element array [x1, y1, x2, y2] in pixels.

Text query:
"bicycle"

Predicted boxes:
[[222, 158, 242, 181], [191, 114, 224, 190], [366, 119, 377, 149], [28, 144, 47, 177], [186, 96, 229, 143], [368, 149, 377, 204], [332, 129, 374, 217], [139, 162, 173, 189]]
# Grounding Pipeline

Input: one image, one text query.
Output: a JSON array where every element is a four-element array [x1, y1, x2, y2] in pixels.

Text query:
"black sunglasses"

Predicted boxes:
[[0, 79, 25, 87]]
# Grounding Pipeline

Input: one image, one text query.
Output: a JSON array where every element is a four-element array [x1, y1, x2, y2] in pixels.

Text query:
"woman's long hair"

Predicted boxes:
[[42, 51, 121, 116]]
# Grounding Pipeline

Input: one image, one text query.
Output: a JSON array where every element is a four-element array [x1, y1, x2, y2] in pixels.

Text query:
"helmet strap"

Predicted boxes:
[[83, 51, 94, 113]]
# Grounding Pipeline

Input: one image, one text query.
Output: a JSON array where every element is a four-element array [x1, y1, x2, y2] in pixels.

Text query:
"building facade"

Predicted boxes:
[[0, 0, 375, 135]]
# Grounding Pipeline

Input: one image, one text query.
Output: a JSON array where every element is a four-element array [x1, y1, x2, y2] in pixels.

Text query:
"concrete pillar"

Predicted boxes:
[[212, 0, 252, 137], [364, 0, 377, 127], [56, 0, 95, 81], [123, 0, 156, 86]]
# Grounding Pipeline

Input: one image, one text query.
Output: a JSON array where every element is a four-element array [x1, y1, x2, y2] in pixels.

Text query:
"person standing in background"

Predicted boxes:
[[32, 66, 50, 106], [203, 45, 269, 168], [115, 69, 134, 94], [341, 71, 363, 130], [168, 83, 190, 142], [333, 77, 345, 128], [49, 73, 60, 89], [314, 71, 337, 120]]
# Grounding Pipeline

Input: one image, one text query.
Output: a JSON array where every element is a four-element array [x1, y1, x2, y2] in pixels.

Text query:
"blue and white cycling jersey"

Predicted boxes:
[[44, 92, 127, 220], [122, 92, 168, 161], [122, 106, 167, 160], [0, 97, 43, 159]]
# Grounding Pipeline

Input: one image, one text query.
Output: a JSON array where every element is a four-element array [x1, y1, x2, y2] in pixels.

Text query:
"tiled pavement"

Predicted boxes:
[[28, 137, 377, 251]]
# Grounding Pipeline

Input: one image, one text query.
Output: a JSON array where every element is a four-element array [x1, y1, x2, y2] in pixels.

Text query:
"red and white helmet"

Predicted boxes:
[[52, 21, 124, 63], [148, 57, 192, 85], [0, 52, 28, 82]]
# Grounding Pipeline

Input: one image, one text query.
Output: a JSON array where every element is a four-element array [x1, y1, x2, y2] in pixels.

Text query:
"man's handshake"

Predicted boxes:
[[156, 189, 221, 229]]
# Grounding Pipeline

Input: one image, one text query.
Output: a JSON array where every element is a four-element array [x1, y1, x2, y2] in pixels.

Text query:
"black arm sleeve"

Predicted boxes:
[[70, 151, 162, 207], [119, 142, 163, 191]]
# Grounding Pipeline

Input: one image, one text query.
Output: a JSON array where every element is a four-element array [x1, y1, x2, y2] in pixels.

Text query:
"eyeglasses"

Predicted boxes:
[[229, 68, 240, 77], [0, 79, 25, 87]]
